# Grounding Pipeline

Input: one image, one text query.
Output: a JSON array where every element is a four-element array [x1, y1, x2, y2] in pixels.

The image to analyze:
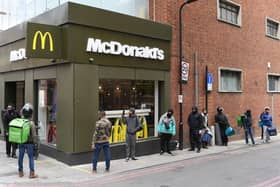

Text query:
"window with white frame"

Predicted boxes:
[[266, 18, 280, 39], [268, 74, 280, 92], [217, 0, 241, 26], [219, 68, 242, 92]]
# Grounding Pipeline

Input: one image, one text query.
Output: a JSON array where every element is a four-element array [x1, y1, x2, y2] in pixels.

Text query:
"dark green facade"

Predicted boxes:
[[0, 2, 172, 164]]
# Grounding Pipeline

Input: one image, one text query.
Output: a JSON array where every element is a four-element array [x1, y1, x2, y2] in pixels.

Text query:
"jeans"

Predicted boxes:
[[263, 126, 270, 142], [245, 127, 255, 144], [92, 142, 110, 170], [18, 144, 35, 172]]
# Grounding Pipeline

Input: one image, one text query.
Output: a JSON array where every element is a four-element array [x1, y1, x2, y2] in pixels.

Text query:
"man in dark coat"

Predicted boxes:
[[187, 106, 204, 153], [3, 104, 19, 158]]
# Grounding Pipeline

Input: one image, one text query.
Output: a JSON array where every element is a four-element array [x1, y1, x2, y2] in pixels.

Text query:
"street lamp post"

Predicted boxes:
[[178, 0, 199, 150]]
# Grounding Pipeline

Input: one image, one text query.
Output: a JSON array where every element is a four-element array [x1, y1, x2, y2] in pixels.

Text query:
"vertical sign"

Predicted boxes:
[[181, 61, 189, 82], [207, 73, 213, 91]]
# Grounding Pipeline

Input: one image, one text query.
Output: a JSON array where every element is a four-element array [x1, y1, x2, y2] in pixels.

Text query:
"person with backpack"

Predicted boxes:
[[3, 104, 19, 158], [157, 109, 176, 155], [92, 111, 112, 173], [122, 108, 142, 161], [215, 106, 230, 146], [241, 110, 255, 145], [18, 103, 38, 178], [260, 106, 272, 143], [187, 106, 204, 153]]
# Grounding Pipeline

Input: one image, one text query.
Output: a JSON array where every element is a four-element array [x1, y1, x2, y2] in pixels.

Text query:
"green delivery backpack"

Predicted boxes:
[[8, 118, 30, 144]]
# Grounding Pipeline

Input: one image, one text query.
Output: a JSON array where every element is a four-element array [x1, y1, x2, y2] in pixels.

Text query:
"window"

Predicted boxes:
[[37, 79, 57, 146], [268, 74, 280, 92], [217, 0, 241, 26], [219, 68, 242, 92], [99, 79, 157, 142], [266, 18, 280, 39]]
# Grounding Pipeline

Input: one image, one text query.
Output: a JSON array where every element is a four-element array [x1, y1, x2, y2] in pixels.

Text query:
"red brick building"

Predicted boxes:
[[151, 0, 280, 144]]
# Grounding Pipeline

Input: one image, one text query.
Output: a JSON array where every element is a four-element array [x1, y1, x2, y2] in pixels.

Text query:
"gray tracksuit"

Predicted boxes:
[[123, 115, 142, 158]]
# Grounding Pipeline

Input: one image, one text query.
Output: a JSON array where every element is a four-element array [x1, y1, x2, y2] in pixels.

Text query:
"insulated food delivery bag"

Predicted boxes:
[[8, 118, 30, 144]]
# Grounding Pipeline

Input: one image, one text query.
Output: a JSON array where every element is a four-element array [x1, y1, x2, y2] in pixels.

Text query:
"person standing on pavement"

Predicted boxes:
[[92, 111, 112, 173], [122, 108, 142, 161], [187, 106, 204, 153], [215, 106, 230, 146], [157, 109, 176, 155], [3, 104, 19, 158], [18, 103, 38, 178], [241, 109, 255, 145], [260, 106, 272, 143]]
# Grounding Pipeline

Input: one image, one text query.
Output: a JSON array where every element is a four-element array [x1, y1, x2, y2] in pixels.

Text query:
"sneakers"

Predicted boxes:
[[125, 157, 129, 162], [131, 157, 138, 160], [12, 155, 17, 159], [196, 149, 201, 153], [160, 151, 164, 155], [167, 151, 174, 156], [188, 148, 195, 151], [29, 172, 38, 179]]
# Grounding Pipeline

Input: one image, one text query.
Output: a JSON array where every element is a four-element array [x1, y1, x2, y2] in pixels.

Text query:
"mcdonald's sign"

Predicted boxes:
[[26, 22, 62, 59], [32, 31, 54, 52]]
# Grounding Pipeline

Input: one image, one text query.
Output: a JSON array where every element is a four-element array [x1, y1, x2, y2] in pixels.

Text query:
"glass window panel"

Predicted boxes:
[[220, 70, 241, 91], [219, 0, 239, 25], [99, 79, 155, 140], [37, 79, 57, 146]]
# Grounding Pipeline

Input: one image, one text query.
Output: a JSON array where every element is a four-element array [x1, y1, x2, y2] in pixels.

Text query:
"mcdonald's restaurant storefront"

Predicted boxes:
[[0, 2, 172, 165]]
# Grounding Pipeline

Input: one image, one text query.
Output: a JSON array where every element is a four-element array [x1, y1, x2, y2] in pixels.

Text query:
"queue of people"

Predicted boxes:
[[1, 104, 275, 176]]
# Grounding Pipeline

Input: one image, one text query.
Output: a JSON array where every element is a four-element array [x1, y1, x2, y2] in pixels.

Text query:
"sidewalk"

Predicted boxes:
[[0, 135, 279, 186]]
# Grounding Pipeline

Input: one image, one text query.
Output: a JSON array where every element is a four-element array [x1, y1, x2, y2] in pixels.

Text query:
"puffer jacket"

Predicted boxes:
[[157, 113, 176, 135]]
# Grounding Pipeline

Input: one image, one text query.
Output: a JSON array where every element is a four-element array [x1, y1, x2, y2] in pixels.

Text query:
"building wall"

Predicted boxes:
[[152, 0, 280, 145]]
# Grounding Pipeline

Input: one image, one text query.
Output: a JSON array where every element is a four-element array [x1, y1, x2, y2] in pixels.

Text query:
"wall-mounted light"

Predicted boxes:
[[267, 62, 271, 69], [89, 58, 94, 63], [50, 59, 56, 63]]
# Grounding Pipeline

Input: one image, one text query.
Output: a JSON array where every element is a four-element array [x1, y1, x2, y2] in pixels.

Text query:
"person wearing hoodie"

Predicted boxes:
[[187, 106, 204, 153], [157, 109, 176, 155], [241, 109, 255, 145], [260, 106, 272, 143], [122, 108, 142, 161]]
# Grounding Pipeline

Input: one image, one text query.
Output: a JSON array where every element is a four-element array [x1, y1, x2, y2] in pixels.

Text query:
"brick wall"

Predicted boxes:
[[151, 0, 280, 145]]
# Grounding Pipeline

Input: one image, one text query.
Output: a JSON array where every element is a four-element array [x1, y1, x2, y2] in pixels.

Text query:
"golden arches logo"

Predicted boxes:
[[32, 31, 54, 51]]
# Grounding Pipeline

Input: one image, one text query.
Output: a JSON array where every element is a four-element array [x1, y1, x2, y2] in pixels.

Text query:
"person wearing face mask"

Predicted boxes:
[[157, 109, 176, 155], [215, 106, 230, 146], [260, 106, 272, 143], [187, 106, 204, 153], [3, 104, 19, 158], [122, 108, 142, 161], [201, 109, 212, 149]]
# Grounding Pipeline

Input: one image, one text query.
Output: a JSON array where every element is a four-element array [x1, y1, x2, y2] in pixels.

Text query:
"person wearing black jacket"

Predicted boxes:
[[241, 110, 255, 145], [187, 106, 204, 153], [215, 106, 230, 146], [3, 104, 19, 158]]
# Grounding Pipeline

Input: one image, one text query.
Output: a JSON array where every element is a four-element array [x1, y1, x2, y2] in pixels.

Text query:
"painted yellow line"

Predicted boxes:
[[70, 166, 92, 174]]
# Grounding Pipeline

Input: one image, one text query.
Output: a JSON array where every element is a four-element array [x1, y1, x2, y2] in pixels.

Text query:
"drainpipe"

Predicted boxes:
[[194, 52, 198, 107]]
